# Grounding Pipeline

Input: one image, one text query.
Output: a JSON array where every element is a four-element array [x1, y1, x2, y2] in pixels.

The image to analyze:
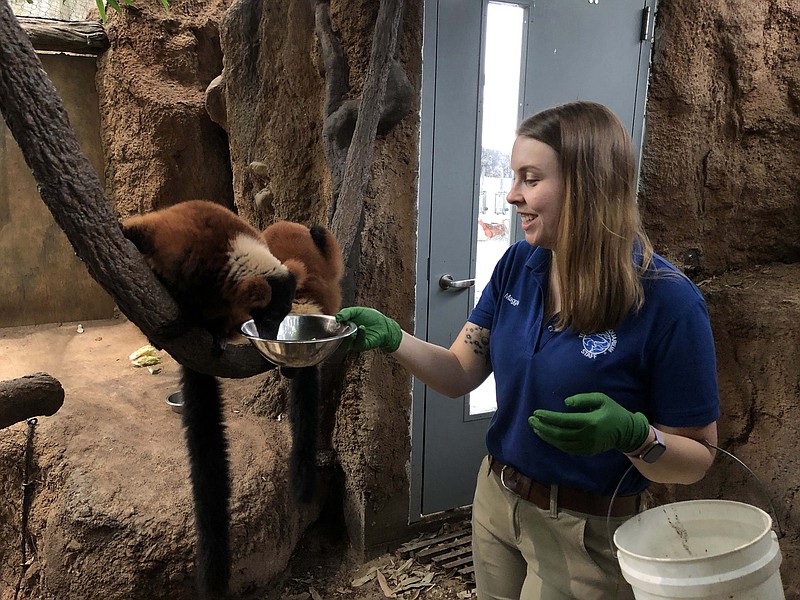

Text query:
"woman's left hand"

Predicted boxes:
[[528, 392, 650, 455]]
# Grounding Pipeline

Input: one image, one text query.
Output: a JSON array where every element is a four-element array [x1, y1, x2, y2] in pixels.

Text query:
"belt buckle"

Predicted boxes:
[[499, 464, 515, 494], [549, 484, 559, 519]]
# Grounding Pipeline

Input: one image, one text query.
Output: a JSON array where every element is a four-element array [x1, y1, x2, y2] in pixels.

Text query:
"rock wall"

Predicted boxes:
[[641, 0, 799, 275], [216, 0, 423, 555], [1, 0, 797, 597], [217, 0, 326, 229], [0, 54, 116, 327], [641, 1, 799, 596], [96, 0, 235, 216]]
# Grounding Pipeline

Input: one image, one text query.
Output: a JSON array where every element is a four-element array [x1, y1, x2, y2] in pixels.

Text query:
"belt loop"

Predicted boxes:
[[549, 484, 559, 518]]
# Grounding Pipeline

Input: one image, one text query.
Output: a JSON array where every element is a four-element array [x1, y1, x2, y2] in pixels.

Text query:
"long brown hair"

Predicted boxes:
[[516, 101, 654, 333]]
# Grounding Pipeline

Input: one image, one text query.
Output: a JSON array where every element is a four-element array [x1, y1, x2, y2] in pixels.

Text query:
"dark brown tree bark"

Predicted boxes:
[[316, 0, 412, 304], [0, 373, 64, 429], [0, 2, 271, 378]]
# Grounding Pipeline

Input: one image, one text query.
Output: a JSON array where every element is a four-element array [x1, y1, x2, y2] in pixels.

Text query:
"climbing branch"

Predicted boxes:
[[0, 373, 64, 430], [18, 17, 109, 54], [330, 0, 404, 261], [0, 3, 272, 379], [316, 0, 412, 283], [314, 2, 348, 120]]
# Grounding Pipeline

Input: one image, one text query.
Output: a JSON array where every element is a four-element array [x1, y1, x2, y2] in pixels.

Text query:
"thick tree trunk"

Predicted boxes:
[[322, 0, 407, 306], [326, 0, 404, 255], [0, 373, 64, 429], [0, 3, 271, 378]]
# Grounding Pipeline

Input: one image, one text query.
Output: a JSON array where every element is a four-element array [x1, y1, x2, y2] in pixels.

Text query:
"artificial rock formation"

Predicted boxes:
[[96, 0, 235, 216], [0, 0, 798, 598], [640, 2, 799, 595], [1, 0, 422, 597], [641, 0, 799, 274]]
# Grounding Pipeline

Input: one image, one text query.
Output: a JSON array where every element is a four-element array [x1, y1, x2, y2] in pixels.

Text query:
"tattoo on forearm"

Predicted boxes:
[[464, 326, 490, 363]]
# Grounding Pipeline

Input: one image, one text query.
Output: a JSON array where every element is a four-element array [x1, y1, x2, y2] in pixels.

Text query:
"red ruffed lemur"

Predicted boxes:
[[262, 220, 344, 505], [121, 200, 343, 599]]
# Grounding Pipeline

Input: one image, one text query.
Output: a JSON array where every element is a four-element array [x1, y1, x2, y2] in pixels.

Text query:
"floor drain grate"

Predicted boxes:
[[398, 523, 474, 580]]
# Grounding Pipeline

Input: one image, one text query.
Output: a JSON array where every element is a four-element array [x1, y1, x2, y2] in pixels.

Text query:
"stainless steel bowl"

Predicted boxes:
[[241, 314, 357, 368], [165, 390, 183, 414]]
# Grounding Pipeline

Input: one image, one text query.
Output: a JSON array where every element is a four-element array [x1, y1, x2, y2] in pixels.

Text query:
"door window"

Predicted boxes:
[[470, 2, 526, 416]]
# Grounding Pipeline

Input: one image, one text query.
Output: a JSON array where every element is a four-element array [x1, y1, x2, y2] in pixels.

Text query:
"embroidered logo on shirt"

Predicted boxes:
[[580, 330, 617, 358], [503, 293, 519, 306]]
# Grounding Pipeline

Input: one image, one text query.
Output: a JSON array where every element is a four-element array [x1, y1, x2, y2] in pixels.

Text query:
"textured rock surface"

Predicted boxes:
[[0, 320, 321, 599], [219, 0, 325, 229], [96, 0, 235, 216], [0, 0, 797, 597], [640, 3, 799, 596], [640, 0, 799, 275], [216, 0, 423, 557]]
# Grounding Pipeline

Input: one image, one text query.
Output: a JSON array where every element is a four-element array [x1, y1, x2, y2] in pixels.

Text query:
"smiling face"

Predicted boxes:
[[506, 136, 565, 250]]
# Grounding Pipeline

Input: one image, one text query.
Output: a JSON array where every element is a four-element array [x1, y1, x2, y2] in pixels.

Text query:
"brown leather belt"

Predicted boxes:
[[489, 456, 639, 517]]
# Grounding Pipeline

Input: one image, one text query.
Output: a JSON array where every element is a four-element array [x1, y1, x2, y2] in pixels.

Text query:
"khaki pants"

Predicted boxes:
[[471, 455, 636, 600]]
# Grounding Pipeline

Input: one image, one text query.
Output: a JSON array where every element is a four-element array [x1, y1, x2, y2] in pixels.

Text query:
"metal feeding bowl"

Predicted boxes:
[[241, 313, 357, 368], [165, 390, 183, 414]]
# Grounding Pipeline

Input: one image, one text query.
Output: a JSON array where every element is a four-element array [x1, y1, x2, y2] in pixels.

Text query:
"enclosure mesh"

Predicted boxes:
[[10, 0, 98, 22]]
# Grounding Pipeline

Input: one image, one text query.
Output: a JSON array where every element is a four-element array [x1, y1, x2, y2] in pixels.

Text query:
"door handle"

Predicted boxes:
[[439, 274, 476, 290]]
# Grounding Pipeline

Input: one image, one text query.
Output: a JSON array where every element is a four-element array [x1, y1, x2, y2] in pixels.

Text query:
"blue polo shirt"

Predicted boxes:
[[469, 242, 720, 496]]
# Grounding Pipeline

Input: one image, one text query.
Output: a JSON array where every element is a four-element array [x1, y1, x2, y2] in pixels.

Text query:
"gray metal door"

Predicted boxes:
[[411, 0, 657, 520]]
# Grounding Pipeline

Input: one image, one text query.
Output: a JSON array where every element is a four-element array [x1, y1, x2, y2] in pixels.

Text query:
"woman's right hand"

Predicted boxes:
[[335, 307, 402, 353]]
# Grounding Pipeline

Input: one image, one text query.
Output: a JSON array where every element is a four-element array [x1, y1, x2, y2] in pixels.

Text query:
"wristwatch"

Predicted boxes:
[[637, 426, 667, 463]]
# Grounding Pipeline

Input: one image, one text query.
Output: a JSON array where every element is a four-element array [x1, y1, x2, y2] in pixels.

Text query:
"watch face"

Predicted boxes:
[[640, 442, 667, 464]]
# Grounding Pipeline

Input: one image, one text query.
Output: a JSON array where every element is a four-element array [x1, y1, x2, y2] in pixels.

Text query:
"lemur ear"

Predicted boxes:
[[120, 221, 155, 255], [282, 258, 308, 288], [309, 225, 330, 253]]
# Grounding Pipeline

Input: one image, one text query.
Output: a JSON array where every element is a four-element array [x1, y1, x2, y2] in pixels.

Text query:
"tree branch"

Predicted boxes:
[[0, 4, 272, 379], [328, 0, 405, 270], [18, 17, 109, 54], [0, 373, 64, 429], [314, 1, 348, 120], [315, 1, 351, 208]]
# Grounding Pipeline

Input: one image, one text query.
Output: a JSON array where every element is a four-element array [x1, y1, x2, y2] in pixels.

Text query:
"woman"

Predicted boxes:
[[337, 101, 719, 599]]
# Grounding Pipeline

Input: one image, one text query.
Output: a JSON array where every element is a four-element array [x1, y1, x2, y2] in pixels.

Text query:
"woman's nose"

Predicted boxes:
[[506, 183, 521, 205]]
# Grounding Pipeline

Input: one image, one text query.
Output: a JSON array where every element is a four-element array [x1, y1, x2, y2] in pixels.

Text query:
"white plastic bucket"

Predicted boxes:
[[614, 500, 784, 599]]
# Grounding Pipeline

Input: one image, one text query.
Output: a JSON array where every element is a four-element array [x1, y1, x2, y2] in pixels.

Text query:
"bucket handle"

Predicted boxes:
[[606, 439, 784, 558]]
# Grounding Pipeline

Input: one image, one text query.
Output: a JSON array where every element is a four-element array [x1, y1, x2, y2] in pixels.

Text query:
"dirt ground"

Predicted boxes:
[[7, 266, 799, 599], [0, 317, 474, 599]]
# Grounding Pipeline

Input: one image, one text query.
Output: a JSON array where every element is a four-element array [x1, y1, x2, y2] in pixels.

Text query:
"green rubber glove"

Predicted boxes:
[[528, 392, 650, 456], [335, 306, 403, 353]]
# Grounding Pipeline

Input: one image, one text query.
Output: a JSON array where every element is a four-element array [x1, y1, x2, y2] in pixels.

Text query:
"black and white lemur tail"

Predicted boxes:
[[288, 365, 321, 503], [181, 366, 231, 598], [262, 221, 345, 506]]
